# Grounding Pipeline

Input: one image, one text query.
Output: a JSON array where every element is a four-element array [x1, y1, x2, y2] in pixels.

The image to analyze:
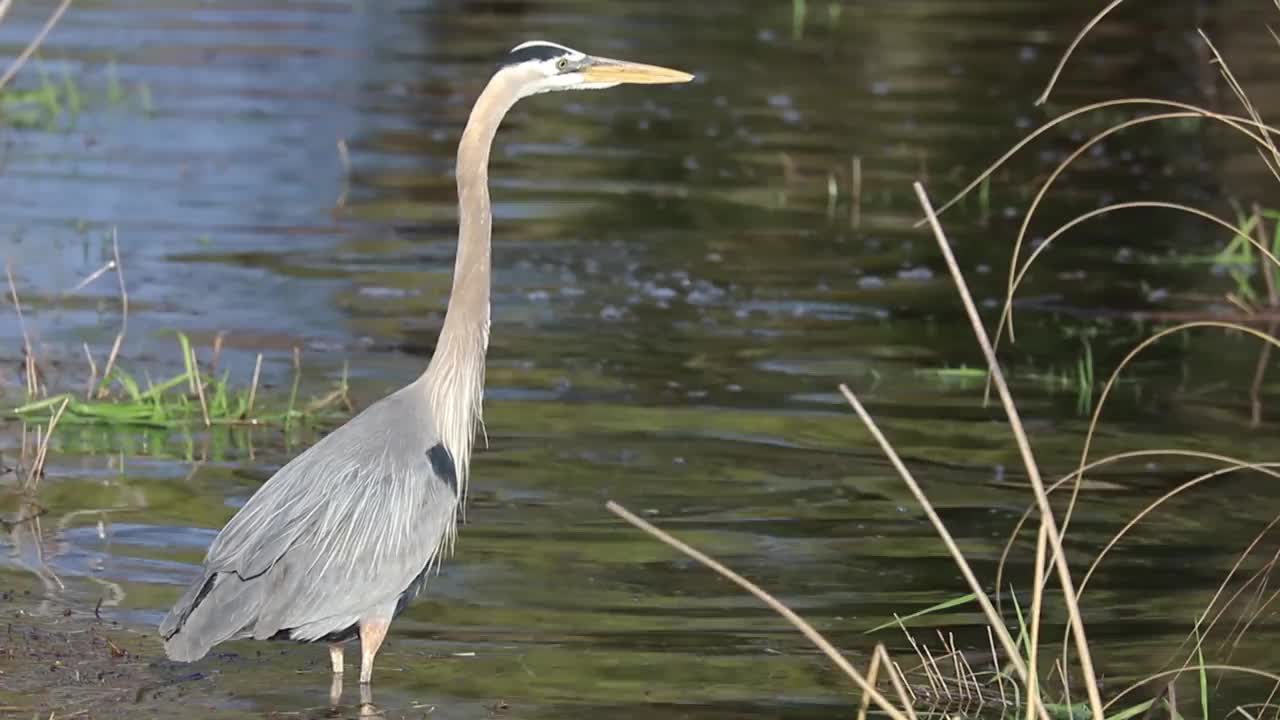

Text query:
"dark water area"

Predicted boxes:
[[3, 0, 1280, 717]]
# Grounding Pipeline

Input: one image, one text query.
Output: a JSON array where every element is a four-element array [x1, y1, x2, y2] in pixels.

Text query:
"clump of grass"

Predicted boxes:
[[8, 331, 351, 429], [3, 236, 351, 430], [916, 335, 1099, 414]]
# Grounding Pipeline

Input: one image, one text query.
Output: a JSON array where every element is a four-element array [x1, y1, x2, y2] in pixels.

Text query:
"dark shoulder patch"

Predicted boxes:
[[426, 443, 458, 497], [503, 43, 567, 66]]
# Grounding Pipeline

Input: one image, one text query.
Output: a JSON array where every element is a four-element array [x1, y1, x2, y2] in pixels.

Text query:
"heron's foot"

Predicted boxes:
[[358, 682, 382, 718]]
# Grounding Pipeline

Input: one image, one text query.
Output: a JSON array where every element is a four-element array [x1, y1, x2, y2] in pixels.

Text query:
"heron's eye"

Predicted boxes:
[[556, 58, 569, 71]]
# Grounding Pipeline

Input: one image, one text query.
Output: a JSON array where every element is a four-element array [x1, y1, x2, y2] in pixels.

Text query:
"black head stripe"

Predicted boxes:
[[503, 42, 570, 67]]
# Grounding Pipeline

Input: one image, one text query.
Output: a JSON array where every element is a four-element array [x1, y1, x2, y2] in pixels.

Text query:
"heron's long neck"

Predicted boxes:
[[422, 73, 521, 501]]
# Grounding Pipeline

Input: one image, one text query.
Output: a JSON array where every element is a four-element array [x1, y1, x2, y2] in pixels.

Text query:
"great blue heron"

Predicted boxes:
[[158, 41, 692, 686]]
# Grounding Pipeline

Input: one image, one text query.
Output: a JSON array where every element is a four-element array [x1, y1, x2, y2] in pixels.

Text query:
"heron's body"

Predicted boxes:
[[159, 40, 691, 688], [159, 381, 458, 657]]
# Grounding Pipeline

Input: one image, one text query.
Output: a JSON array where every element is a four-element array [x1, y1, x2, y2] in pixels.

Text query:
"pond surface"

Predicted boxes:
[[3, 0, 1280, 717]]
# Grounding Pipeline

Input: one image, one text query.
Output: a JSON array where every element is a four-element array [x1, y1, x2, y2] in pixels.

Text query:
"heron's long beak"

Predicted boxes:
[[582, 57, 694, 84]]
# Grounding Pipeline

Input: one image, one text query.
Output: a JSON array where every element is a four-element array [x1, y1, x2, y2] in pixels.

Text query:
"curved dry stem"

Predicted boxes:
[[1078, 461, 1280, 598], [841, 386, 1044, 720], [606, 501, 916, 720], [1216, 544, 1280, 658], [916, 98, 1276, 226], [1000, 111, 1263, 344], [916, 183, 1104, 720], [994, 449, 1280, 617], [1077, 322, 1280, 503], [998, 201, 1280, 370], [1025, 523, 1049, 720], [1186, 515, 1280, 669], [0, 0, 73, 92], [1035, 0, 1129, 105], [1106, 665, 1280, 711], [1049, 323, 1280, 676], [1197, 29, 1280, 176]]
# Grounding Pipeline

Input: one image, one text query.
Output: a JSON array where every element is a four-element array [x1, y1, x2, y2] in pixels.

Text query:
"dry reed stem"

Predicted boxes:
[[994, 449, 1280, 616], [1106, 666, 1280, 713], [891, 656, 917, 705], [875, 644, 920, 720], [858, 642, 883, 720], [1075, 322, 1280, 515], [6, 259, 38, 398], [190, 346, 210, 428], [1248, 208, 1277, 426], [1198, 30, 1280, 179], [1034, 0, 1127, 105], [960, 651, 982, 711], [97, 229, 127, 399], [247, 352, 263, 417], [1168, 514, 1280, 673], [1001, 201, 1280, 359], [1058, 657, 1073, 717], [0, 0, 12, 26], [939, 631, 966, 704], [988, 626, 1008, 709], [850, 155, 863, 230], [0, 0, 73, 91], [336, 137, 351, 207], [1232, 587, 1280, 658], [998, 111, 1254, 346], [25, 396, 68, 490], [1259, 683, 1280, 720], [1025, 522, 1048, 720], [996, 201, 1280, 505], [922, 645, 952, 702], [604, 501, 913, 720], [82, 341, 96, 399], [1063, 322, 1280, 671], [897, 615, 944, 699], [67, 259, 115, 293], [1208, 543, 1280, 661], [210, 331, 226, 375], [996, 453, 1280, 666], [913, 181, 1104, 720], [843, 386, 1036, 694], [1079, 461, 1280, 598]]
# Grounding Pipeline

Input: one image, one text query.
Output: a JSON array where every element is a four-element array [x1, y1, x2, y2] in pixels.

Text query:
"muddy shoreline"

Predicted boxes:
[[0, 591, 235, 719]]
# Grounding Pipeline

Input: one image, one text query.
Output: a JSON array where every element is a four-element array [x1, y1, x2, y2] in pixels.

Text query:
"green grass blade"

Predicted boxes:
[[13, 393, 75, 414], [1105, 698, 1156, 720], [863, 593, 977, 634]]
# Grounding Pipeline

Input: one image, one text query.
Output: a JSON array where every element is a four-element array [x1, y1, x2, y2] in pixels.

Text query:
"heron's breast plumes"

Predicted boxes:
[[421, 323, 488, 513]]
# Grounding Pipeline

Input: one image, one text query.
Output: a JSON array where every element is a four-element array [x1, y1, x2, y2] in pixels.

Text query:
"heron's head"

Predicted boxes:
[[499, 41, 694, 99]]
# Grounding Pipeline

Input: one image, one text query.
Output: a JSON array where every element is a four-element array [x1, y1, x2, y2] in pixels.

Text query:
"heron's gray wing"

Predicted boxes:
[[192, 388, 457, 638], [201, 388, 431, 579], [247, 437, 459, 640]]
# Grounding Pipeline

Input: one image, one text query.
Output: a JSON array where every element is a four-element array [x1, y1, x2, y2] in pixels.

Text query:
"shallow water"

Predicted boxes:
[[3, 0, 1280, 717]]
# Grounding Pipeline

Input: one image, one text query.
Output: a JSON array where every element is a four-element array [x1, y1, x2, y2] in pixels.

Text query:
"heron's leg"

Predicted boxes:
[[329, 671, 343, 707], [329, 643, 345, 674], [358, 619, 390, 684]]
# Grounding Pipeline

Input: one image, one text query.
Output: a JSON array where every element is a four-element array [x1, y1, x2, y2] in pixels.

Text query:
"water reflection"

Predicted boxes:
[[2, 0, 1280, 717]]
